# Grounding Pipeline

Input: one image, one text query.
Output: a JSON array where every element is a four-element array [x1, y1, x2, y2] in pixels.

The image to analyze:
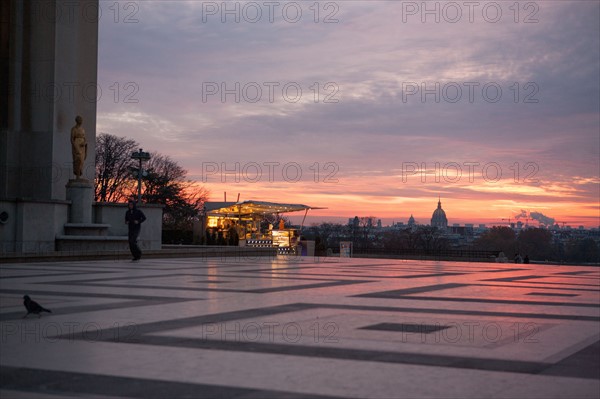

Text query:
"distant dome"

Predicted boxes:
[[431, 198, 448, 229], [408, 214, 415, 226]]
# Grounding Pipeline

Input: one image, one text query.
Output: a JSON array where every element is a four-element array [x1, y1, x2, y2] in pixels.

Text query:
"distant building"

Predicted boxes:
[[430, 197, 448, 229], [408, 214, 416, 227]]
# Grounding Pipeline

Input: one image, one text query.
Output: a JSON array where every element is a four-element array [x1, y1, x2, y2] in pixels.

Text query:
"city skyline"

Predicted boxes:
[[96, 1, 600, 227], [283, 197, 597, 230]]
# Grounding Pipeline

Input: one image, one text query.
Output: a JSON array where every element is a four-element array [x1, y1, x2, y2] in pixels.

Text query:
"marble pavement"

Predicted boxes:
[[1, 256, 599, 398]]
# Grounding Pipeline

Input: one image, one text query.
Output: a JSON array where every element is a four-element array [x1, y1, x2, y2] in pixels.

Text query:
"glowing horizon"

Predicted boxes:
[[198, 180, 599, 228]]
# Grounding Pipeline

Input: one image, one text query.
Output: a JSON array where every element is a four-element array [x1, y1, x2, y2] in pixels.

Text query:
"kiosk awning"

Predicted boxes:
[[206, 200, 325, 216]]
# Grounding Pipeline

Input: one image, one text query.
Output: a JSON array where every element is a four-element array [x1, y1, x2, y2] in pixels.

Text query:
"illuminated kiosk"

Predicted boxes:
[[203, 201, 322, 255]]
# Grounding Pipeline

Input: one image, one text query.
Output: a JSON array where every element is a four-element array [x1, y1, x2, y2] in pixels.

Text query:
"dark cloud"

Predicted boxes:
[[96, 1, 599, 225]]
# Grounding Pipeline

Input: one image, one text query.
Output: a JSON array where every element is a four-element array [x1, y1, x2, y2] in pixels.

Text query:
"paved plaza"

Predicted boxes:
[[0, 256, 599, 398]]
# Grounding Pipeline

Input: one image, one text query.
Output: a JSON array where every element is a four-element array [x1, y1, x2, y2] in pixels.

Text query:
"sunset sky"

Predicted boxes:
[[96, 1, 600, 228]]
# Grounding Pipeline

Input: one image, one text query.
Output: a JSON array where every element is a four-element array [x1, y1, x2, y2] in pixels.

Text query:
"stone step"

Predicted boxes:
[[64, 223, 111, 236], [56, 235, 129, 252]]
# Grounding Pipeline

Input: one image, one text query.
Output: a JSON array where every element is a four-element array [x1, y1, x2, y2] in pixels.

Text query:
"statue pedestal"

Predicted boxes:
[[66, 179, 94, 223]]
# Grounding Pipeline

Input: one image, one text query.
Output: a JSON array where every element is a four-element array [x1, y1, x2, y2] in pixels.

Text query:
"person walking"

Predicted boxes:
[[125, 200, 146, 261]]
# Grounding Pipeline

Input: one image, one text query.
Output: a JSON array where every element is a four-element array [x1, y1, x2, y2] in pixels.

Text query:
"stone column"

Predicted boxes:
[[0, 0, 99, 253], [66, 179, 93, 223]]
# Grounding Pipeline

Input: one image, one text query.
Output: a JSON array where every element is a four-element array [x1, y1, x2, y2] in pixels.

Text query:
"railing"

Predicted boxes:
[[338, 247, 501, 261]]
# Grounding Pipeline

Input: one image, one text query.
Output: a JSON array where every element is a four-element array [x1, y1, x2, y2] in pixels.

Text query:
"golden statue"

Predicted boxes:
[[70, 115, 87, 179]]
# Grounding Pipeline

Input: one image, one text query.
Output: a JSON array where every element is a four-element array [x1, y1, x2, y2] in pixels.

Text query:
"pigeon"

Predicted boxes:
[[23, 295, 52, 318]]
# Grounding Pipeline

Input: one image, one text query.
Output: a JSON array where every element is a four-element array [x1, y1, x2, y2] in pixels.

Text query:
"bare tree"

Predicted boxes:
[[358, 216, 377, 249], [141, 153, 187, 203], [95, 133, 138, 202], [142, 153, 209, 230], [474, 226, 517, 256], [94, 133, 209, 232], [415, 226, 447, 251]]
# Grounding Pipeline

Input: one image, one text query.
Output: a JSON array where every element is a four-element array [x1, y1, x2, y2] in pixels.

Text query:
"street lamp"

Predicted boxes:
[[131, 148, 151, 204]]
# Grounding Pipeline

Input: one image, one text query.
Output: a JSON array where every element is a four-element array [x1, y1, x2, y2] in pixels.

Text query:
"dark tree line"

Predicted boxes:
[[94, 133, 209, 232], [302, 221, 449, 254], [473, 226, 599, 263], [303, 222, 598, 263]]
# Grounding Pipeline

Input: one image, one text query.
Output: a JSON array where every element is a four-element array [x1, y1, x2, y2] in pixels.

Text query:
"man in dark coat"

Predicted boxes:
[[125, 200, 146, 261]]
